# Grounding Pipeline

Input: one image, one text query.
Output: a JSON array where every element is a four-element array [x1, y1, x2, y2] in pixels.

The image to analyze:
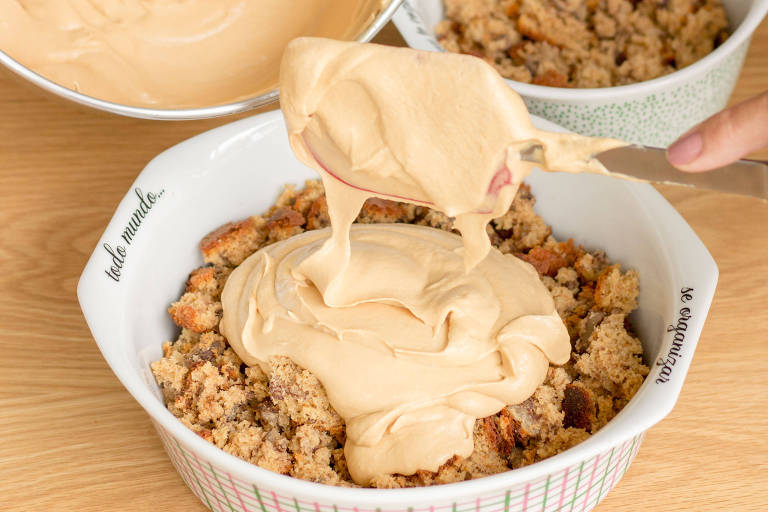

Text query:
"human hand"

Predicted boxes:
[[666, 91, 768, 172]]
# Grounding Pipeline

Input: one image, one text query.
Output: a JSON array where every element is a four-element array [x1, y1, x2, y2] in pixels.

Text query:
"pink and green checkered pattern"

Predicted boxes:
[[155, 423, 643, 512]]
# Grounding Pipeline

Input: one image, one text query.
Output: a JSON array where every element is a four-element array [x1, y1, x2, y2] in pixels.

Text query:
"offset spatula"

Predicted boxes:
[[523, 144, 768, 200], [596, 146, 768, 200]]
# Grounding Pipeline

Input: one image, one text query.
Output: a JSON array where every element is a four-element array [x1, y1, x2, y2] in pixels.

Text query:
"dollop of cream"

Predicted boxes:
[[222, 224, 570, 484], [222, 38, 624, 485], [0, 0, 383, 107], [279, 38, 625, 270]]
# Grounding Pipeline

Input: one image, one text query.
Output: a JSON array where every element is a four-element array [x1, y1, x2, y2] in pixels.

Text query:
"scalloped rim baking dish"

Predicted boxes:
[[78, 110, 717, 510]]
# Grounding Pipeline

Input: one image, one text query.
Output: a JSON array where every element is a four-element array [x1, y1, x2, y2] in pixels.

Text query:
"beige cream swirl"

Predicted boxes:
[[279, 38, 625, 271], [221, 224, 570, 484]]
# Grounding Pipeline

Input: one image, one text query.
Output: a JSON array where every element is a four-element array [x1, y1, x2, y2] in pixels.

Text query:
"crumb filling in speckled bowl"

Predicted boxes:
[[151, 179, 649, 488], [434, 0, 729, 88]]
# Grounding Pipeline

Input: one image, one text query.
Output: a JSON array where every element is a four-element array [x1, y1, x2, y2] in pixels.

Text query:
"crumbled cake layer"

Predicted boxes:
[[152, 180, 649, 487], [434, 0, 729, 88]]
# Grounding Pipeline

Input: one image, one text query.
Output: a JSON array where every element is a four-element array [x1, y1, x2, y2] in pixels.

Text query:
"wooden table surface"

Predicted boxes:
[[1, 21, 767, 512]]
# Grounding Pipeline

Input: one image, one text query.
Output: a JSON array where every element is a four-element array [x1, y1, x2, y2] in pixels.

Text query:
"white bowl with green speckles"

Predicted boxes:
[[393, 0, 768, 146]]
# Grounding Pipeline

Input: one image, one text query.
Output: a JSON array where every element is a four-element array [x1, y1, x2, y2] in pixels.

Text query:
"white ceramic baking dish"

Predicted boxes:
[[78, 110, 717, 512]]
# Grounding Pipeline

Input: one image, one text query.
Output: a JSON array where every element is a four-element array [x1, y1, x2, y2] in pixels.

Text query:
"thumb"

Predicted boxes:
[[666, 91, 768, 172]]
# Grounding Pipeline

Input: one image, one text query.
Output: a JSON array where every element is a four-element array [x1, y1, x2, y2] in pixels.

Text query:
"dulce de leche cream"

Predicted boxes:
[[221, 39, 624, 485], [0, 1, 384, 108]]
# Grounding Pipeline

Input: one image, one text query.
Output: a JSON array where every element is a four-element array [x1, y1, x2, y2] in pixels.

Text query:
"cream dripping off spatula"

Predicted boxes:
[[282, 39, 767, 203]]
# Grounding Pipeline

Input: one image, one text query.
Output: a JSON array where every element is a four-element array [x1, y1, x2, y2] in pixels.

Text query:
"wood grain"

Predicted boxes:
[[1, 20, 767, 512]]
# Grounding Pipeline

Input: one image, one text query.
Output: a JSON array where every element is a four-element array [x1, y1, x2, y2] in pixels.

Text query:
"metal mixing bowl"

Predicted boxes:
[[0, 0, 403, 120]]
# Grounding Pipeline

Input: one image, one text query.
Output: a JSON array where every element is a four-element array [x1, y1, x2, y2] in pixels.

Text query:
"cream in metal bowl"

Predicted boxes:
[[0, 0, 402, 120]]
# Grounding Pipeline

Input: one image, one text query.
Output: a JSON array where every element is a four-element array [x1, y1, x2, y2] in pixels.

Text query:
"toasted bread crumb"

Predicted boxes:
[[200, 216, 267, 267]]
